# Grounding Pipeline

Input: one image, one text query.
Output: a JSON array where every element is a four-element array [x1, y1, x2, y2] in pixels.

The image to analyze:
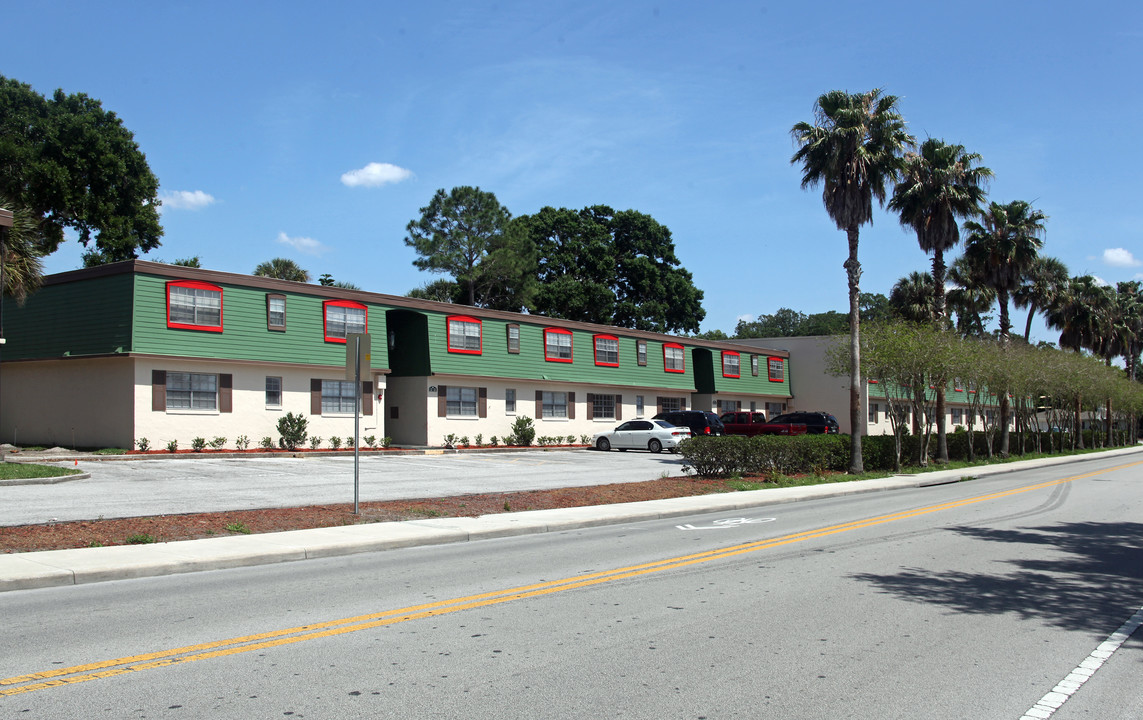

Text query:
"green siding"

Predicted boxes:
[[868, 381, 983, 405], [130, 274, 390, 369], [2, 274, 134, 359], [710, 354, 791, 397], [418, 311, 783, 394]]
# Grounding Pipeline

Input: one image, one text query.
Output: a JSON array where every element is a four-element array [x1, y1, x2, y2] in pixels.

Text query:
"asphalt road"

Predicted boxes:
[[2, 449, 687, 525], [2, 452, 1141, 718]]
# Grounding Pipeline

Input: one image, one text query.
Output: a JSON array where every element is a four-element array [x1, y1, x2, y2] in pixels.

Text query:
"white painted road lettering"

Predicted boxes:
[[676, 517, 776, 530]]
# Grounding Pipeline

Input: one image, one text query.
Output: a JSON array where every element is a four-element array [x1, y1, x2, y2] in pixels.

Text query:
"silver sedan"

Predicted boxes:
[[592, 419, 692, 453]]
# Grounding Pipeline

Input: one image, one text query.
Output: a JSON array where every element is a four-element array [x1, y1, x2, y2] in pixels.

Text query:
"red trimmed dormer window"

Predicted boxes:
[[544, 328, 573, 362], [722, 351, 740, 378], [323, 300, 367, 343], [167, 280, 223, 332], [663, 343, 685, 373], [447, 315, 482, 354], [594, 334, 619, 367], [767, 356, 785, 382]]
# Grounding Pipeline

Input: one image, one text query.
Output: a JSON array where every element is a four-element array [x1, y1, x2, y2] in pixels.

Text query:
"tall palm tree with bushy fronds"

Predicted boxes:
[[889, 271, 937, 323], [962, 200, 1047, 456], [1014, 255, 1069, 343], [888, 139, 991, 463], [253, 257, 311, 283], [1115, 281, 1142, 382], [791, 88, 914, 473]]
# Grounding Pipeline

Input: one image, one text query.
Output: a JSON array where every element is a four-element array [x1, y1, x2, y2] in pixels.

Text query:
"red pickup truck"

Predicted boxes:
[[719, 411, 808, 436]]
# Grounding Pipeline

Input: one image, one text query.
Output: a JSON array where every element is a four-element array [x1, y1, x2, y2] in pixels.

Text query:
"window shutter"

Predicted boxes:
[[586, 394, 594, 420], [568, 392, 575, 419], [616, 395, 622, 421], [152, 370, 166, 411], [478, 387, 487, 418], [362, 381, 373, 415], [219, 374, 233, 413], [311, 379, 322, 415], [536, 390, 543, 416], [437, 385, 448, 417]]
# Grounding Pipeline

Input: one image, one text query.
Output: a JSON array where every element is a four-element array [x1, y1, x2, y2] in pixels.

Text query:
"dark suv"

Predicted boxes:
[[768, 411, 840, 434], [652, 410, 725, 437]]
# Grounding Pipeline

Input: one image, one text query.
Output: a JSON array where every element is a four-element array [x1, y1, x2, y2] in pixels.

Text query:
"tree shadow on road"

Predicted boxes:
[[849, 522, 1143, 634]]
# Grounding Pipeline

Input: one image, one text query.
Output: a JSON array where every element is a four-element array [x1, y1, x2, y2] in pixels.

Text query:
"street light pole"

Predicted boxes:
[[0, 208, 12, 449]]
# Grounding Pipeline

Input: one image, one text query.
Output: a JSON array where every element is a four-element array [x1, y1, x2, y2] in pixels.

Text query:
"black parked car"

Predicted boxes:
[[652, 410, 725, 437], [767, 411, 840, 434]]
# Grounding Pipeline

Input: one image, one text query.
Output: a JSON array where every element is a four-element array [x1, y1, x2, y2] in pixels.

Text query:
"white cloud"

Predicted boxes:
[[276, 231, 327, 255], [1102, 248, 1142, 267], [159, 190, 216, 212], [340, 162, 413, 187], [1092, 275, 1110, 287]]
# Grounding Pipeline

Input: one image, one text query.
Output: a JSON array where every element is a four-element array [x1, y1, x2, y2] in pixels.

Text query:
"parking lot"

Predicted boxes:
[[2, 449, 689, 526]]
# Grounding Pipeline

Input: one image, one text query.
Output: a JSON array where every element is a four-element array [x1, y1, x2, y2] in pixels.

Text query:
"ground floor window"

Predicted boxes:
[[322, 380, 358, 414], [447, 386, 478, 416], [659, 397, 685, 413], [592, 394, 617, 419], [951, 407, 964, 424], [167, 372, 217, 410], [505, 388, 516, 414], [766, 402, 786, 417], [635, 395, 645, 417], [868, 403, 879, 423], [542, 391, 567, 418], [266, 376, 282, 408]]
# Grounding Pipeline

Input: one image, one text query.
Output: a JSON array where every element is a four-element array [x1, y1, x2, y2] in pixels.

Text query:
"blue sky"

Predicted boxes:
[[5, 1, 1142, 342]]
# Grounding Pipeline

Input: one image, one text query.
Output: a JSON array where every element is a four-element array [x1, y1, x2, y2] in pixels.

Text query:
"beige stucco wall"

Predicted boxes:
[[133, 359, 386, 450], [1, 357, 136, 448]]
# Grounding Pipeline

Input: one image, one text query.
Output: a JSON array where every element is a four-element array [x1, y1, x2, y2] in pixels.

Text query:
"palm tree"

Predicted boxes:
[[889, 271, 937, 323], [0, 198, 49, 304], [1013, 256, 1069, 343], [1115, 281, 1142, 382], [791, 88, 914, 473], [253, 258, 310, 283], [888, 140, 991, 464], [946, 256, 996, 337], [962, 200, 1048, 456]]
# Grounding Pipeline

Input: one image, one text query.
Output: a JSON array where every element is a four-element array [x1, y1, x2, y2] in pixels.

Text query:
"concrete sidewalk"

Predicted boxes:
[[2, 446, 1140, 593]]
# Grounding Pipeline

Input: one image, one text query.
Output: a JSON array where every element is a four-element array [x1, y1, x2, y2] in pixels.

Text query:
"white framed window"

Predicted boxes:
[[167, 372, 217, 410], [447, 316, 482, 354], [660, 397, 684, 413], [751, 355, 759, 376], [592, 394, 617, 419], [868, 402, 879, 423], [766, 402, 786, 417], [542, 391, 568, 418], [322, 380, 358, 414], [447, 386, 478, 416], [324, 301, 366, 342], [635, 395, 645, 417], [507, 325, 520, 354], [952, 407, 964, 424], [637, 341, 648, 366], [266, 376, 282, 408], [505, 388, 516, 414]]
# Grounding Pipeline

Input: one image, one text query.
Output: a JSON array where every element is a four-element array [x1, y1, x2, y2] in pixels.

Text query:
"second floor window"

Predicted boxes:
[[447, 316, 482, 354], [722, 351, 740, 378], [594, 335, 619, 366], [768, 357, 785, 382], [544, 328, 573, 362], [323, 301, 366, 342], [167, 281, 222, 331], [267, 295, 286, 330], [664, 343, 685, 373]]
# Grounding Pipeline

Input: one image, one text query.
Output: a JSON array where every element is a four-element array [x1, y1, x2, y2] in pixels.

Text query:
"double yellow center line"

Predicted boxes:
[[2, 460, 1137, 698]]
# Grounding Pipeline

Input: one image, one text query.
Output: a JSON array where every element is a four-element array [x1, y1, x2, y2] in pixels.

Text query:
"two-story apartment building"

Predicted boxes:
[[0, 261, 794, 449]]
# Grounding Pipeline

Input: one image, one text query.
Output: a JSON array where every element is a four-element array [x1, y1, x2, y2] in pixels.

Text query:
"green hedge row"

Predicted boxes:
[[678, 430, 1113, 478]]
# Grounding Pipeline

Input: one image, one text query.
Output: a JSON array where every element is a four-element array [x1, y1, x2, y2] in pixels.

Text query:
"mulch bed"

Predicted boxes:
[[0, 477, 736, 553]]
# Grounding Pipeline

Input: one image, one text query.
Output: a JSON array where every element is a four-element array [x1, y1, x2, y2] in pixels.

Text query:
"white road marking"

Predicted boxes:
[[676, 517, 776, 530], [1019, 604, 1143, 719]]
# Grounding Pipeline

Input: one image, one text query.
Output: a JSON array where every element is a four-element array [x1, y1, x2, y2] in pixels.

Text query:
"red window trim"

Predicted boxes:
[[593, 334, 619, 367], [721, 350, 740, 378], [663, 342, 685, 373], [544, 328, 573, 363], [322, 300, 368, 344], [166, 280, 224, 332], [767, 356, 784, 382], [446, 315, 483, 355]]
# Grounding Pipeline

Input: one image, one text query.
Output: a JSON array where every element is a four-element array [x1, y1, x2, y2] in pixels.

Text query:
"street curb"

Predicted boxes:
[[1, 445, 1140, 593]]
